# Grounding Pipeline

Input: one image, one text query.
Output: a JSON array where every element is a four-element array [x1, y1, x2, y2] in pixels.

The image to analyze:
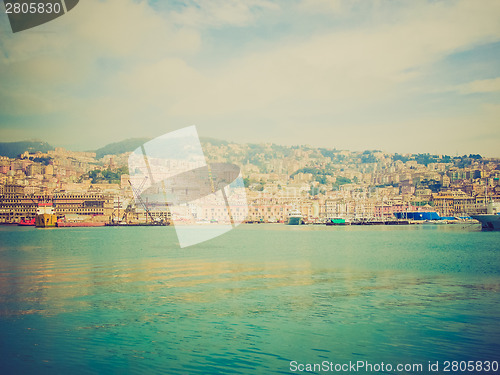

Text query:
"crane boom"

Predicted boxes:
[[129, 179, 156, 223]]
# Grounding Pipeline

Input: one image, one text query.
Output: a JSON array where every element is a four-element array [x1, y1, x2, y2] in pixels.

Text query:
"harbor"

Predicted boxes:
[[1, 223, 498, 374], [1, 1, 500, 373], [0, 190, 490, 229], [1, 143, 499, 232]]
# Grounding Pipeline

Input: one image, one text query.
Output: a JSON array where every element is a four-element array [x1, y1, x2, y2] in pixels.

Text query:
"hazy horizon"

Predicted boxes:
[[1, 135, 495, 160], [1, 1, 500, 157]]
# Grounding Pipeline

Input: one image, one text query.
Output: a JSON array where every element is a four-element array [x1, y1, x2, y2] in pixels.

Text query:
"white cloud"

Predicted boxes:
[[0, 0, 201, 116], [1, 0, 499, 155], [168, 0, 279, 28], [1, 0, 201, 66], [150, 0, 500, 119], [455, 77, 500, 94], [298, 0, 344, 14], [0, 88, 59, 116], [70, 0, 200, 58]]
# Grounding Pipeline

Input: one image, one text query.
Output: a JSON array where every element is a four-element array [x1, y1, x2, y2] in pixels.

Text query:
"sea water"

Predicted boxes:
[[0, 224, 499, 374]]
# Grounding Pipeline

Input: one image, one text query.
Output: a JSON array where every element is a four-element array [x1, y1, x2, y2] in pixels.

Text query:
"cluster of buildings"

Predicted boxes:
[[0, 142, 499, 224]]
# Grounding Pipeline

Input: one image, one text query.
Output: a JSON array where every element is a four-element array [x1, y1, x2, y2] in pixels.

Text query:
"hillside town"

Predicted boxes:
[[0, 140, 499, 225]]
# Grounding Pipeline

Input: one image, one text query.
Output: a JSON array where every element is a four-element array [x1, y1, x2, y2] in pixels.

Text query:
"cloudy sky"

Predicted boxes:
[[1, 0, 499, 156]]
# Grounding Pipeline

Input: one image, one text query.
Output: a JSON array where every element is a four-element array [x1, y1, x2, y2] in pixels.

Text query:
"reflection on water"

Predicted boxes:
[[0, 225, 499, 374]]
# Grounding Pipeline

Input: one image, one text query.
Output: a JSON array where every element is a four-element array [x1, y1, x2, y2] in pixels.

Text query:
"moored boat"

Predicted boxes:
[[471, 202, 500, 231], [35, 203, 57, 227], [19, 218, 36, 226], [326, 218, 350, 226], [57, 221, 106, 227], [286, 209, 303, 225], [394, 211, 440, 220]]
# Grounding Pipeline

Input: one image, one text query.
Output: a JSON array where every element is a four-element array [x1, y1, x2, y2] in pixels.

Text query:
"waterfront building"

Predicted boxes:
[[0, 188, 114, 223], [431, 191, 491, 216]]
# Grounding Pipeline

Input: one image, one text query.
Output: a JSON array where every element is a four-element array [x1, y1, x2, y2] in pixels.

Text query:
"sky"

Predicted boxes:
[[0, 0, 500, 156]]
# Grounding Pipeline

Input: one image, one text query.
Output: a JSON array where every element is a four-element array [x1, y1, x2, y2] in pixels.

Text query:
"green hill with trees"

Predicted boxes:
[[0, 141, 54, 158], [94, 138, 151, 159]]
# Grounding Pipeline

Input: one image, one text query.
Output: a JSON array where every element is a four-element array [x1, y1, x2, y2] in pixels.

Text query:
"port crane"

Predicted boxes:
[[128, 178, 162, 224]]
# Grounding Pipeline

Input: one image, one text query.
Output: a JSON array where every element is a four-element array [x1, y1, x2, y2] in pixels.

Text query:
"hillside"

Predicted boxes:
[[94, 138, 151, 159], [0, 141, 54, 158], [94, 136, 229, 159]]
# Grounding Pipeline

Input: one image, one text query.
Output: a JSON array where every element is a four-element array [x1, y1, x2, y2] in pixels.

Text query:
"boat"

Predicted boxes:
[[35, 203, 57, 227], [57, 221, 105, 227], [364, 220, 385, 225], [394, 211, 441, 221], [19, 218, 36, 226], [105, 221, 167, 227], [384, 220, 410, 225], [286, 209, 303, 225], [56, 214, 106, 227], [326, 218, 350, 226], [471, 202, 500, 231]]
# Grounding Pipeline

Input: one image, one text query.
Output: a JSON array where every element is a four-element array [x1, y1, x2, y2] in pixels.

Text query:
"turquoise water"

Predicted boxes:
[[0, 224, 499, 374]]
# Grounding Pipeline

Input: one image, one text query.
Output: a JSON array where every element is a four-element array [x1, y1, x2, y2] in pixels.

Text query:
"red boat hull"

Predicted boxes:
[[19, 218, 36, 226]]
